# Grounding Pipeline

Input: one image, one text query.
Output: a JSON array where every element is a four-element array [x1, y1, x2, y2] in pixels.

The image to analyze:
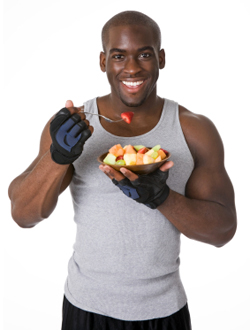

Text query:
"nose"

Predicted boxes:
[[124, 56, 141, 75]]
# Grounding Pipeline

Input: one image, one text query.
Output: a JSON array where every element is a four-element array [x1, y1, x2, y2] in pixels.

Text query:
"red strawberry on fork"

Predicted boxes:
[[121, 112, 134, 124]]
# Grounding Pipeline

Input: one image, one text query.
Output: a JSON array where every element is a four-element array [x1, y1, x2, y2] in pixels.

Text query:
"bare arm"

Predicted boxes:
[[8, 101, 92, 228], [157, 106, 237, 247]]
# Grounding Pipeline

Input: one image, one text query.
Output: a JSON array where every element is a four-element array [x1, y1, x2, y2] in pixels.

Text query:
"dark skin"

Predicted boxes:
[[8, 24, 236, 247]]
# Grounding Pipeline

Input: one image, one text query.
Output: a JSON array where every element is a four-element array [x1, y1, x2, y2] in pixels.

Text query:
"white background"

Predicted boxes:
[[2, 0, 250, 329]]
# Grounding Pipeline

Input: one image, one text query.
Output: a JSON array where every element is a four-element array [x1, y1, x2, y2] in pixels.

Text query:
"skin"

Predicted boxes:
[[8, 24, 236, 247], [8, 102, 93, 227]]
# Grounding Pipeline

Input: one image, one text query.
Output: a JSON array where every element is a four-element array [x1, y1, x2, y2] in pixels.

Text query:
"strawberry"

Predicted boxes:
[[137, 147, 149, 154], [121, 111, 134, 124], [116, 155, 124, 161]]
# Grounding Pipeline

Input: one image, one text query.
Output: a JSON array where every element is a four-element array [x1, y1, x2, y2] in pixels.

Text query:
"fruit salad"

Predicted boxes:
[[103, 144, 168, 166]]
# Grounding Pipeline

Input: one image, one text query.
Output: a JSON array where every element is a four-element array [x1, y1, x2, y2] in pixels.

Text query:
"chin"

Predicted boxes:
[[120, 95, 147, 108]]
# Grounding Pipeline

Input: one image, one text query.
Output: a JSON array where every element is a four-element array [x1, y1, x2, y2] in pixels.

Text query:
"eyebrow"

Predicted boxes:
[[138, 46, 155, 52], [109, 46, 155, 54], [109, 48, 126, 54]]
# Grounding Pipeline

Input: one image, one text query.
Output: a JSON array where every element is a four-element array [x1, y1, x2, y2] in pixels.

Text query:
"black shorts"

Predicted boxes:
[[62, 296, 192, 330]]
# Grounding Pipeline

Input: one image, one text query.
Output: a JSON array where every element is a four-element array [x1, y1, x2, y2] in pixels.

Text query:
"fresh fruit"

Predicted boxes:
[[116, 159, 126, 166], [124, 154, 137, 165], [109, 144, 124, 157], [102, 144, 168, 166], [145, 149, 159, 159], [124, 145, 136, 154], [160, 148, 168, 155], [158, 149, 167, 159], [143, 154, 155, 164], [103, 153, 116, 165], [136, 153, 144, 165], [137, 147, 149, 154], [155, 156, 162, 162], [134, 145, 146, 151], [152, 144, 161, 151], [121, 112, 134, 124]]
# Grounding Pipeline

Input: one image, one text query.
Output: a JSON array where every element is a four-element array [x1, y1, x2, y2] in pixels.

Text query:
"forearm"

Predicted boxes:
[[9, 151, 70, 228], [158, 189, 237, 247]]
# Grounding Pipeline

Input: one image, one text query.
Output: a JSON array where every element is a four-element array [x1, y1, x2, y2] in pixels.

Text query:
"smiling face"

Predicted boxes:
[[100, 25, 165, 108]]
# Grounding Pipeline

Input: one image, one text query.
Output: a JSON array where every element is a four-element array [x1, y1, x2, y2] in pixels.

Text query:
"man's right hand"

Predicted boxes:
[[50, 100, 93, 164]]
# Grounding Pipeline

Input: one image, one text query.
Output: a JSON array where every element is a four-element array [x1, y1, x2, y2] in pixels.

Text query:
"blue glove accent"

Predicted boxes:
[[55, 118, 82, 152], [116, 184, 140, 199], [112, 168, 170, 209], [50, 108, 91, 164]]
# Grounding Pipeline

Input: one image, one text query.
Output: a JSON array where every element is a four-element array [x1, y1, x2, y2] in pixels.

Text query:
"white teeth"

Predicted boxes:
[[122, 81, 144, 87]]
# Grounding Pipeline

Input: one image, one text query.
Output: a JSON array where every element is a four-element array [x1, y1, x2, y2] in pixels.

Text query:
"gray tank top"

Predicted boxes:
[[64, 98, 194, 321]]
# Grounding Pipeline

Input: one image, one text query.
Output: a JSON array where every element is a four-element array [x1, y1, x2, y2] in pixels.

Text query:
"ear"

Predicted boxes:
[[159, 49, 165, 69], [100, 51, 106, 72]]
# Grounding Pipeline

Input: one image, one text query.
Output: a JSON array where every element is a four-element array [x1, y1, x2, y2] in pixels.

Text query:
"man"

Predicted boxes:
[[8, 10, 237, 330]]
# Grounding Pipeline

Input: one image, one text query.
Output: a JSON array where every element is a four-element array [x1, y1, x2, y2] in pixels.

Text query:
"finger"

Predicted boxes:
[[65, 105, 86, 122], [120, 167, 139, 181], [88, 124, 94, 134], [78, 105, 85, 113], [65, 100, 74, 107], [69, 121, 87, 137], [81, 119, 94, 135], [159, 160, 174, 172], [75, 105, 94, 131], [99, 165, 125, 181]]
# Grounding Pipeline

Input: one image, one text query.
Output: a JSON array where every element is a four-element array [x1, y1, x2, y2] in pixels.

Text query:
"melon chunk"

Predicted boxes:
[[143, 154, 154, 164], [124, 145, 136, 154], [103, 153, 116, 165], [152, 144, 161, 151], [124, 154, 137, 165], [134, 145, 146, 151], [158, 149, 167, 160], [155, 156, 162, 163], [136, 153, 144, 165], [109, 144, 124, 157], [145, 149, 158, 159]]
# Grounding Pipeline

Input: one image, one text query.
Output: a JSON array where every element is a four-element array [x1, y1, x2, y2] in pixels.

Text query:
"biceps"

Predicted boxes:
[[185, 165, 235, 208]]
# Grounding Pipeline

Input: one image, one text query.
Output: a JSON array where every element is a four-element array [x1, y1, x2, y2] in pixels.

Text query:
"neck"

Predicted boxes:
[[97, 93, 164, 137], [104, 90, 162, 118]]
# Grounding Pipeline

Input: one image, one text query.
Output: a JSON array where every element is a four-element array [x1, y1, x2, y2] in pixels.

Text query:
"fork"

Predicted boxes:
[[79, 107, 123, 123]]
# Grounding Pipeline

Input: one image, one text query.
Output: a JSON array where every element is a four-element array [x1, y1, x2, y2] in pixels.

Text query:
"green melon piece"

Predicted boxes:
[[134, 145, 146, 151], [103, 153, 116, 165], [152, 144, 161, 151]]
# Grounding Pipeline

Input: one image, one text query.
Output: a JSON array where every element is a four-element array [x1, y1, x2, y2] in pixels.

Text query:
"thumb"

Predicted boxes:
[[65, 100, 74, 108], [159, 160, 174, 172]]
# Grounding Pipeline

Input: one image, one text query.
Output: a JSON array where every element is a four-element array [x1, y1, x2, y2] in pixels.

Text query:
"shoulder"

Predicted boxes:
[[178, 105, 224, 167]]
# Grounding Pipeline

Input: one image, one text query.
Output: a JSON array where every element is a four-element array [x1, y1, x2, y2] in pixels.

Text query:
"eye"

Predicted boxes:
[[112, 54, 125, 60], [139, 53, 152, 59]]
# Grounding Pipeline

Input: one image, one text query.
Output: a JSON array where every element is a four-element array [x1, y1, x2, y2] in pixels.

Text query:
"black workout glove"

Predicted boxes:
[[112, 168, 170, 209], [50, 108, 91, 164]]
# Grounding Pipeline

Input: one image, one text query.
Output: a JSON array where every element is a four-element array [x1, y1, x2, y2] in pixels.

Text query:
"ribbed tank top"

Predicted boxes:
[[64, 97, 194, 321]]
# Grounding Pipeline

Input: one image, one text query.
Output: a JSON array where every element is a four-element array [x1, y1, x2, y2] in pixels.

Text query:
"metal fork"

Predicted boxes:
[[79, 107, 123, 123]]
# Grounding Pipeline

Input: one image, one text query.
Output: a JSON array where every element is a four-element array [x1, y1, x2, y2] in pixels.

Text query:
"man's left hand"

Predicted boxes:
[[99, 161, 174, 209]]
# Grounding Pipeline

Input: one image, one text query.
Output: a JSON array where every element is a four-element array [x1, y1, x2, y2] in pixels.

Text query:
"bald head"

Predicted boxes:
[[101, 11, 161, 52]]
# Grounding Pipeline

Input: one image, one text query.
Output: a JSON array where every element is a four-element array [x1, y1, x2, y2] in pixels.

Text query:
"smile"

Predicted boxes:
[[122, 80, 144, 87]]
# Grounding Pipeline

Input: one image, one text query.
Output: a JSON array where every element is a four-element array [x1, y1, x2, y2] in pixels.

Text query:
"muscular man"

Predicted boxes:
[[8, 11, 237, 330]]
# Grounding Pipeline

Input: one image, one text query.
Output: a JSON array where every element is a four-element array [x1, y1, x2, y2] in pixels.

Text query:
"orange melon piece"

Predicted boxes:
[[109, 144, 124, 157], [158, 149, 167, 160], [155, 156, 162, 163], [136, 153, 144, 165], [124, 145, 136, 154]]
